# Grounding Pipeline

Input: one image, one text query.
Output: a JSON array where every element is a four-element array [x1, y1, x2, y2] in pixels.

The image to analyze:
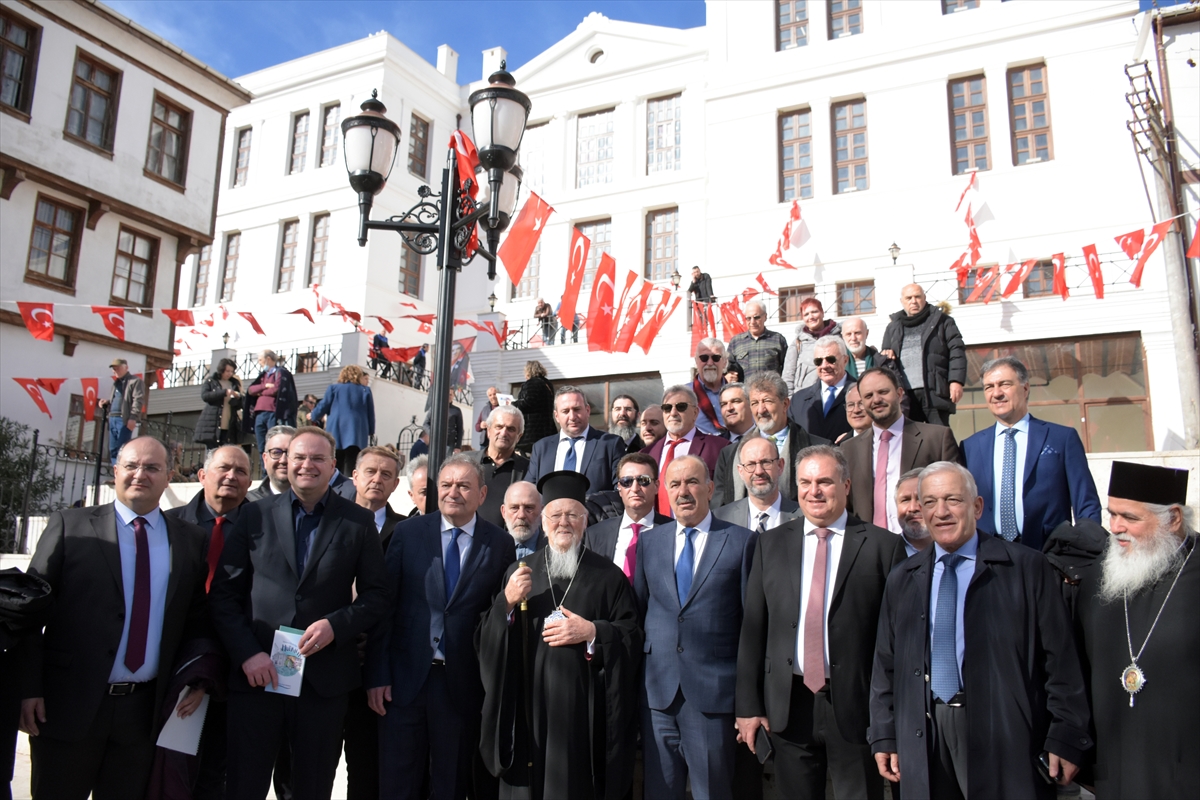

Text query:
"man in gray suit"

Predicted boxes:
[[634, 455, 756, 799], [714, 436, 802, 533], [247, 425, 295, 502]]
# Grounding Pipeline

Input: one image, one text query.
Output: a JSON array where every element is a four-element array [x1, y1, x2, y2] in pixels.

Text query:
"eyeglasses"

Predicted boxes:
[[290, 455, 330, 465], [119, 463, 164, 475], [696, 354, 723, 363], [545, 512, 587, 524], [617, 475, 655, 488], [738, 459, 779, 473], [661, 402, 690, 414], [266, 448, 288, 459], [746, 314, 765, 321], [812, 355, 840, 366]]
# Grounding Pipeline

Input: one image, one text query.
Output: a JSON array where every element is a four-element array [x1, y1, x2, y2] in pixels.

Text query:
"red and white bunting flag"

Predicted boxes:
[[963, 203, 975, 230], [312, 285, 331, 313], [449, 130, 480, 199], [968, 228, 982, 268], [91, 306, 126, 341], [1130, 219, 1174, 288], [982, 265, 1003, 304], [418, 321, 432, 334], [187, 328, 209, 338], [1002, 260, 1039, 299], [949, 253, 970, 287], [201, 312, 215, 327], [155, 369, 166, 389], [741, 288, 760, 303], [381, 346, 422, 363], [1187, 216, 1199, 259], [161, 308, 195, 326], [13, 378, 51, 418], [238, 311, 265, 336], [1051, 253, 1069, 300], [481, 320, 509, 347], [613, 270, 638, 326], [80, 377, 99, 421], [755, 273, 778, 296], [768, 201, 805, 270], [1114, 228, 1145, 261], [560, 228, 591, 332], [586, 253, 618, 353], [954, 171, 977, 212], [498, 191, 554, 288], [965, 267, 996, 304], [288, 308, 315, 323], [16, 302, 54, 341], [614, 281, 654, 354], [632, 289, 677, 354], [36, 378, 66, 395], [1082, 244, 1105, 299], [402, 313, 436, 324], [370, 316, 394, 334], [399, 301, 418, 309], [218, 305, 229, 320], [690, 300, 713, 356]]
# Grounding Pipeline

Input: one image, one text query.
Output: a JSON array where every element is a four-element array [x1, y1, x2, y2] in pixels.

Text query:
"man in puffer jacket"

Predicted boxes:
[[879, 284, 967, 426]]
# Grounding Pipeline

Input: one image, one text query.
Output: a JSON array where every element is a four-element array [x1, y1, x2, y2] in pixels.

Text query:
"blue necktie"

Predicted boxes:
[[563, 437, 582, 472], [822, 386, 837, 417], [676, 527, 696, 605], [999, 428, 1019, 541], [444, 528, 463, 599], [931, 552, 964, 702]]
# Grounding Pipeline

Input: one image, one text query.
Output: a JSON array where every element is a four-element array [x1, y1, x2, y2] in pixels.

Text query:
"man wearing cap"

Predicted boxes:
[[479, 470, 643, 800], [1076, 461, 1198, 799], [98, 358, 146, 464]]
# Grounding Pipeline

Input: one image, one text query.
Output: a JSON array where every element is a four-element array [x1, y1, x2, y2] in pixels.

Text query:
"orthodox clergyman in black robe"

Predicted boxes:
[[1076, 461, 1199, 799], [477, 471, 643, 800]]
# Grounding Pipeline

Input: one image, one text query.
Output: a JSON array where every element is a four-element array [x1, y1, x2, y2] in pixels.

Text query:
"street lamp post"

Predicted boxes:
[[342, 65, 530, 485], [889, 242, 901, 265]]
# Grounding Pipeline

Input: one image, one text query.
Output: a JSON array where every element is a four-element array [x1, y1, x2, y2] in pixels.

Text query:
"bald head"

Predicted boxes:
[[841, 317, 868, 357], [901, 284, 927, 316]]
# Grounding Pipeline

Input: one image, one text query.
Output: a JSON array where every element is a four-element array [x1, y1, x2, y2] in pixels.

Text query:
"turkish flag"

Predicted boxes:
[[155, 369, 166, 388], [950, 254, 970, 287], [80, 377, 99, 421], [1114, 228, 1145, 261], [1130, 219, 1174, 288], [13, 378, 51, 418], [560, 228, 591, 332], [161, 308, 195, 326], [403, 313, 436, 324], [17, 302, 54, 341], [614, 281, 653, 354], [449, 130, 480, 199], [968, 228, 982, 268], [586, 253, 617, 352], [399, 301, 418, 309], [419, 321, 432, 334], [719, 300, 748, 338], [954, 171, 977, 213], [768, 201, 804, 270], [1187, 216, 1199, 259], [498, 191, 554, 288], [1051, 253, 1069, 300], [91, 306, 126, 341], [755, 273, 777, 296], [633, 289, 678, 354], [288, 308, 315, 323], [201, 312, 215, 327], [238, 311, 265, 335], [382, 346, 423, 363], [965, 267, 996, 303], [36, 378, 66, 395], [481, 320, 508, 347], [370, 316, 394, 334], [741, 288, 760, 303], [1082, 244, 1105, 299], [982, 265, 1003, 304], [312, 286, 331, 313], [1002, 259, 1039, 299], [690, 300, 712, 356]]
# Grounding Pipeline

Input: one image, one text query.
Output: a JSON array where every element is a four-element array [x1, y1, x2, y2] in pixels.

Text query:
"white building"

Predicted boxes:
[[0, 0, 249, 449]]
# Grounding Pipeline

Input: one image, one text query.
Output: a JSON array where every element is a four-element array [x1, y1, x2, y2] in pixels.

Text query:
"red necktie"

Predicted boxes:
[[125, 516, 151, 673], [206, 515, 225, 593], [657, 438, 684, 516], [803, 527, 830, 695], [873, 430, 894, 529], [623, 522, 642, 584]]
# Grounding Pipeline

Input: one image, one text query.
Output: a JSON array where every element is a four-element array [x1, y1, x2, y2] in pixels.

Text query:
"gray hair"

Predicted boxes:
[[896, 467, 924, 487], [918, 461, 979, 503], [260, 349, 278, 361], [814, 335, 849, 359], [747, 372, 789, 403], [203, 444, 249, 471], [719, 382, 747, 401], [487, 404, 525, 435], [697, 337, 726, 356], [663, 384, 699, 405], [1144, 501, 1199, 538], [795, 444, 849, 482], [744, 299, 767, 317], [406, 454, 428, 480], [266, 424, 297, 442], [981, 355, 1030, 385], [440, 452, 486, 487]]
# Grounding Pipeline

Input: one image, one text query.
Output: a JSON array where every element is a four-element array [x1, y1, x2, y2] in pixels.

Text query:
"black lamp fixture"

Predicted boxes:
[[670, 268, 682, 289], [888, 242, 901, 265], [222, 332, 230, 347], [488, 291, 498, 311]]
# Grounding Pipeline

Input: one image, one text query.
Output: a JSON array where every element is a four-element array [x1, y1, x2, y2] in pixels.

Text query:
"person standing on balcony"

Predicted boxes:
[[98, 358, 146, 465], [534, 298, 555, 346], [193, 358, 243, 451], [687, 265, 717, 304], [311, 365, 376, 477], [245, 350, 298, 457], [412, 344, 428, 387]]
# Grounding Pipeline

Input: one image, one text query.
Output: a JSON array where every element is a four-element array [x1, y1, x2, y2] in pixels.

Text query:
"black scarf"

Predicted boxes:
[[898, 303, 933, 328]]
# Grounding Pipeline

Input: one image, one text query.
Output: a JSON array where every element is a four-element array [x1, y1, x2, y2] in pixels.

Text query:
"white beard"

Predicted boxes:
[[1098, 528, 1186, 602], [546, 539, 582, 581], [609, 423, 637, 441], [509, 521, 535, 544]]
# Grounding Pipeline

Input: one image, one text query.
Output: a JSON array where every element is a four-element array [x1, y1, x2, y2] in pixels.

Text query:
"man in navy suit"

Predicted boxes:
[[526, 385, 624, 494], [646, 385, 731, 518], [788, 335, 854, 443], [634, 455, 756, 800], [961, 356, 1100, 551], [366, 453, 516, 800], [586, 453, 673, 577]]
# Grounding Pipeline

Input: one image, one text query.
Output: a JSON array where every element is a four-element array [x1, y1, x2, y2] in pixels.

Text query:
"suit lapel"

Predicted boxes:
[[785, 517, 806, 607], [579, 429, 599, 475], [427, 517, 449, 611], [849, 434, 874, 520], [272, 495, 300, 580], [162, 513, 188, 612], [653, 524, 682, 609], [683, 525, 727, 608], [450, 522, 488, 606], [974, 428, 996, 501], [1022, 418, 1048, 490], [901, 422, 922, 472], [91, 506, 124, 595], [831, 521, 866, 603]]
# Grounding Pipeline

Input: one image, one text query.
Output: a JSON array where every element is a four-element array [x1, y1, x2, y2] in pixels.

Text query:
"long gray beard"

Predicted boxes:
[[1098, 529, 1186, 602], [546, 539, 582, 581], [609, 423, 636, 441]]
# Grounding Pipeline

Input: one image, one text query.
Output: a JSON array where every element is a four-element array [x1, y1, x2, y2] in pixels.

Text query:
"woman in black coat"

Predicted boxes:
[[193, 358, 243, 449], [512, 359, 555, 453]]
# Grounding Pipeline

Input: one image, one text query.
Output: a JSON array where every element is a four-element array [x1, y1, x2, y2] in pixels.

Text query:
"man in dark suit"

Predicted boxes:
[[635, 455, 756, 798], [788, 335, 853, 443], [352, 447, 405, 552], [209, 426, 391, 799], [586, 453, 672, 577], [526, 385, 623, 494], [713, 436, 802, 533], [609, 394, 644, 454], [500, 480, 546, 560], [247, 424, 295, 503], [713, 373, 827, 508], [842, 368, 960, 532], [366, 454, 517, 799], [961, 356, 1100, 551], [646, 385, 730, 518], [737, 445, 906, 800], [868, 462, 1091, 798], [19, 437, 210, 799]]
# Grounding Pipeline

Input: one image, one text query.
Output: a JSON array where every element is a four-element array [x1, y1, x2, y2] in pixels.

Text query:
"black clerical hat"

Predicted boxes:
[[537, 470, 589, 506], [1108, 461, 1189, 505]]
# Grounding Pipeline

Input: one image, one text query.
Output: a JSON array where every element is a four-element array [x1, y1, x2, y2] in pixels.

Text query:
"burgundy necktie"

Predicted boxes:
[[657, 439, 684, 516], [873, 430, 894, 529], [803, 527, 830, 695], [125, 516, 151, 673], [206, 515, 225, 593], [623, 522, 642, 584]]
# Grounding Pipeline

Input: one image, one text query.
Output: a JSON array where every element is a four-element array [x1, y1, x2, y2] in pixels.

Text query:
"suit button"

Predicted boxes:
[[677, 646, 684, 653], [295, 594, 302, 602], [433, 637, 440, 644], [913, 668, 920, 675], [1080, 737, 1088, 744], [786, 658, 793, 666], [791, 621, 797, 628], [920, 613, 926, 620], [108, 648, 115, 656], [444, 611, 450, 617], [678, 616, 684, 623], [916, 730, 923, 738]]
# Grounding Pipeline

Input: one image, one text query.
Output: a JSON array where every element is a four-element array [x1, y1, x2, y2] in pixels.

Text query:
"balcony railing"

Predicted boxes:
[[158, 344, 343, 388]]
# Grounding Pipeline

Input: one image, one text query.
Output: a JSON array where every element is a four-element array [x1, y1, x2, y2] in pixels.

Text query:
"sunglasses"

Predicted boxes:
[[697, 354, 723, 363], [813, 355, 840, 366], [661, 402, 691, 414], [617, 475, 655, 488]]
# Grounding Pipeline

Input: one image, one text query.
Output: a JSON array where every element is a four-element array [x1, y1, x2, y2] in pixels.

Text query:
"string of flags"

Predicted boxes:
[[12, 371, 163, 421]]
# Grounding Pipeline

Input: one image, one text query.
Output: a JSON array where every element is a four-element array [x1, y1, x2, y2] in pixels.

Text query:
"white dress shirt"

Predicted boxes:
[[747, 493, 784, 531], [821, 374, 848, 411], [991, 414, 1030, 535], [673, 512, 713, 575], [553, 426, 592, 471], [109, 501, 171, 683], [612, 510, 658, 570], [373, 506, 388, 534], [871, 417, 905, 532], [793, 511, 848, 679]]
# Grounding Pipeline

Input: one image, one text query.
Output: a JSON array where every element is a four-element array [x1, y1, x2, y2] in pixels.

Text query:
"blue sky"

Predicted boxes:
[[107, 1, 706, 81]]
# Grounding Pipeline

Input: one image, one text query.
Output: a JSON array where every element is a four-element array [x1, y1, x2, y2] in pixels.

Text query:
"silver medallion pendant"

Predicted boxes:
[[544, 608, 566, 626], [1121, 663, 1146, 707]]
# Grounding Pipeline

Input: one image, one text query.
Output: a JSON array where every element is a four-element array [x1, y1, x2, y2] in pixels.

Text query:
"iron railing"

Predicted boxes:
[[159, 344, 344, 388]]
